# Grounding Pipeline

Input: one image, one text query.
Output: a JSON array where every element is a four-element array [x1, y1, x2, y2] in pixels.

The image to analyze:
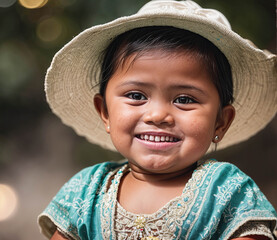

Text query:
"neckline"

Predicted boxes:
[[101, 159, 217, 240], [111, 159, 213, 216], [116, 194, 182, 218]]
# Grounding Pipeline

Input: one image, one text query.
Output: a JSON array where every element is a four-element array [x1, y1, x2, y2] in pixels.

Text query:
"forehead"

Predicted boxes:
[[118, 46, 203, 67], [109, 50, 215, 91], [113, 44, 216, 85], [117, 49, 209, 78]]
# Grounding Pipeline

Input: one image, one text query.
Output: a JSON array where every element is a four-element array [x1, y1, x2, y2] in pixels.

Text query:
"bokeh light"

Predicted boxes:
[[19, 0, 48, 9], [36, 17, 63, 43], [0, 0, 16, 8], [36, 16, 79, 47], [0, 184, 18, 221]]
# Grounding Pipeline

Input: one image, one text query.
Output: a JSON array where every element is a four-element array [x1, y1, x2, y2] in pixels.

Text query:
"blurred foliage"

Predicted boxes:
[[0, 0, 275, 163]]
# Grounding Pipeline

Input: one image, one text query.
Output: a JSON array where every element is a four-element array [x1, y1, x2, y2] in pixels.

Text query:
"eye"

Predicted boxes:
[[126, 92, 147, 101], [174, 96, 196, 104]]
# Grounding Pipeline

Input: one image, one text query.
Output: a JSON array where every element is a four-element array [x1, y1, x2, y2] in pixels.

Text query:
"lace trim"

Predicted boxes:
[[57, 227, 74, 240], [38, 213, 80, 240], [101, 165, 129, 239], [231, 221, 274, 239], [114, 198, 183, 239], [101, 160, 216, 240]]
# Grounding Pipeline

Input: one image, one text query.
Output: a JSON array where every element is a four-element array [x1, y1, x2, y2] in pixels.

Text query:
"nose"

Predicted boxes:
[[143, 103, 174, 126]]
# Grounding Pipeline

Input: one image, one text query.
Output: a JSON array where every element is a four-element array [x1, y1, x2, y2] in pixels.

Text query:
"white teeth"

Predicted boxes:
[[149, 135, 155, 141], [138, 134, 178, 142], [155, 136, 160, 142]]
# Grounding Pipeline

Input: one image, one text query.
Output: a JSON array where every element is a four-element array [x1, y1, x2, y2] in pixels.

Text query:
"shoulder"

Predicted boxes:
[[198, 160, 277, 239], [201, 159, 255, 186], [64, 161, 126, 189], [54, 160, 127, 203], [38, 160, 127, 239], [55, 161, 126, 198], [202, 160, 272, 208], [191, 160, 277, 239], [202, 159, 245, 174]]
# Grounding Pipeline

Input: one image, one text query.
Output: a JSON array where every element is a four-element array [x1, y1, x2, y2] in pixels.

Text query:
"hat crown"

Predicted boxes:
[[138, 0, 231, 29]]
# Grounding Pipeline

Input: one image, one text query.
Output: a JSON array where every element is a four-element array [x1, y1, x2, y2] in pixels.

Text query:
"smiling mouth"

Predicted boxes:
[[136, 134, 180, 143]]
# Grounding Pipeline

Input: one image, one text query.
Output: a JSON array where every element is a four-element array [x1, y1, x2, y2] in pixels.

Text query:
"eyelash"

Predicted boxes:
[[126, 92, 147, 101], [174, 96, 197, 104], [125, 92, 197, 105]]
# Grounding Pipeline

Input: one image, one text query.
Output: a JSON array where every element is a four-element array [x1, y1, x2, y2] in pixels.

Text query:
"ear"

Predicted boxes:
[[94, 94, 110, 133], [213, 105, 235, 143]]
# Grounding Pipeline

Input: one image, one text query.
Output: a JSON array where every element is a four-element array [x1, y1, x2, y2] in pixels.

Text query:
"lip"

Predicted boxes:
[[136, 131, 181, 138], [134, 131, 182, 151], [136, 131, 181, 137]]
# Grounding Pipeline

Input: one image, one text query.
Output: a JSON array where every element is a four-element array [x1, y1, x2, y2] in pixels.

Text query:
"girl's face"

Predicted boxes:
[[94, 50, 234, 174]]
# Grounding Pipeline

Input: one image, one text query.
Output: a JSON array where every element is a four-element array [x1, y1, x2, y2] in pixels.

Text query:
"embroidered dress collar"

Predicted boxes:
[[100, 160, 215, 239]]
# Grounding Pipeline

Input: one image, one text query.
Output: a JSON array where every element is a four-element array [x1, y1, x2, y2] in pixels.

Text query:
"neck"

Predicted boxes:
[[128, 163, 197, 185]]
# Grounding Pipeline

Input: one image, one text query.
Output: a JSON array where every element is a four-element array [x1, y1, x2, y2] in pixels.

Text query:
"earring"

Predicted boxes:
[[107, 125, 110, 132], [213, 135, 219, 151]]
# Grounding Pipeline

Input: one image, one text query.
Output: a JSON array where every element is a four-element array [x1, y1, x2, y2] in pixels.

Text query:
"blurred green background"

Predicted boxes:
[[0, 0, 276, 239]]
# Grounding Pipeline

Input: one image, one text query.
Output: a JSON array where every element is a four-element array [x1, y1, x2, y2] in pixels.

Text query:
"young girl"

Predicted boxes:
[[38, 1, 277, 239]]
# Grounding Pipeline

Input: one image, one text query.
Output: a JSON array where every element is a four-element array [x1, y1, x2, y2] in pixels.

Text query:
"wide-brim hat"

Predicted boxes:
[[45, 0, 276, 152]]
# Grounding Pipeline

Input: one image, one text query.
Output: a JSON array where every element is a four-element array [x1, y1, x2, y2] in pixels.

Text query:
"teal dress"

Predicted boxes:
[[38, 160, 277, 239]]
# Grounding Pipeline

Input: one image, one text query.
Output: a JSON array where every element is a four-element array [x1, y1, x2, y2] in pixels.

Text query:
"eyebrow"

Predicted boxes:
[[117, 81, 207, 96], [169, 84, 207, 96], [116, 80, 154, 89]]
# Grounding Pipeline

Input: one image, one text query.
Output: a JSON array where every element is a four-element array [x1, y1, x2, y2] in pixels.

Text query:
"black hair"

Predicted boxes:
[[99, 26, 233, 108]]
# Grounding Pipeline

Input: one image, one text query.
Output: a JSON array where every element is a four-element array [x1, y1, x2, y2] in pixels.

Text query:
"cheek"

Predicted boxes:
[[181, 118, 215, 158], [109, 105, 138, 129], [182, 113, 216, 140], [107, 106, 139, 146]]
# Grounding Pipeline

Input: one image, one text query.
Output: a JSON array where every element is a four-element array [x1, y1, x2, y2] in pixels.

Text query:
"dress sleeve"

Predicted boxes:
[[212, 163, 277, 240], [37, 162, 117, 240], [230, 221, 275, 239], [192, 161, 277, 240]]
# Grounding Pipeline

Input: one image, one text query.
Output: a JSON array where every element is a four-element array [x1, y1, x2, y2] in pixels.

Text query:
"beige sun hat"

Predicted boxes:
[[45, 0, 276, 152]]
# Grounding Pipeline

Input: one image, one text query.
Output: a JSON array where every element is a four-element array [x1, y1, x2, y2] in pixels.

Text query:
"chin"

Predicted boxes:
[[134, 158, 178, 173]]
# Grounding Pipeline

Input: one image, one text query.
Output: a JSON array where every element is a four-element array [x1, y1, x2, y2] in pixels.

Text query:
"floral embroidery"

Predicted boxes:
[[244, 187, 267, 205], [71, 198, 90, 225], [63, 176, 89, 193], [222, 204, 249, 223], [49, 171, 97, 229], [200, 216, 220, 240], [214, 173, 243, 206]]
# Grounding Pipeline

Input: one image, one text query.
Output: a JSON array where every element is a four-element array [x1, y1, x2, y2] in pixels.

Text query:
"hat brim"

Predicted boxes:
[[45, 11, 277, 152]]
